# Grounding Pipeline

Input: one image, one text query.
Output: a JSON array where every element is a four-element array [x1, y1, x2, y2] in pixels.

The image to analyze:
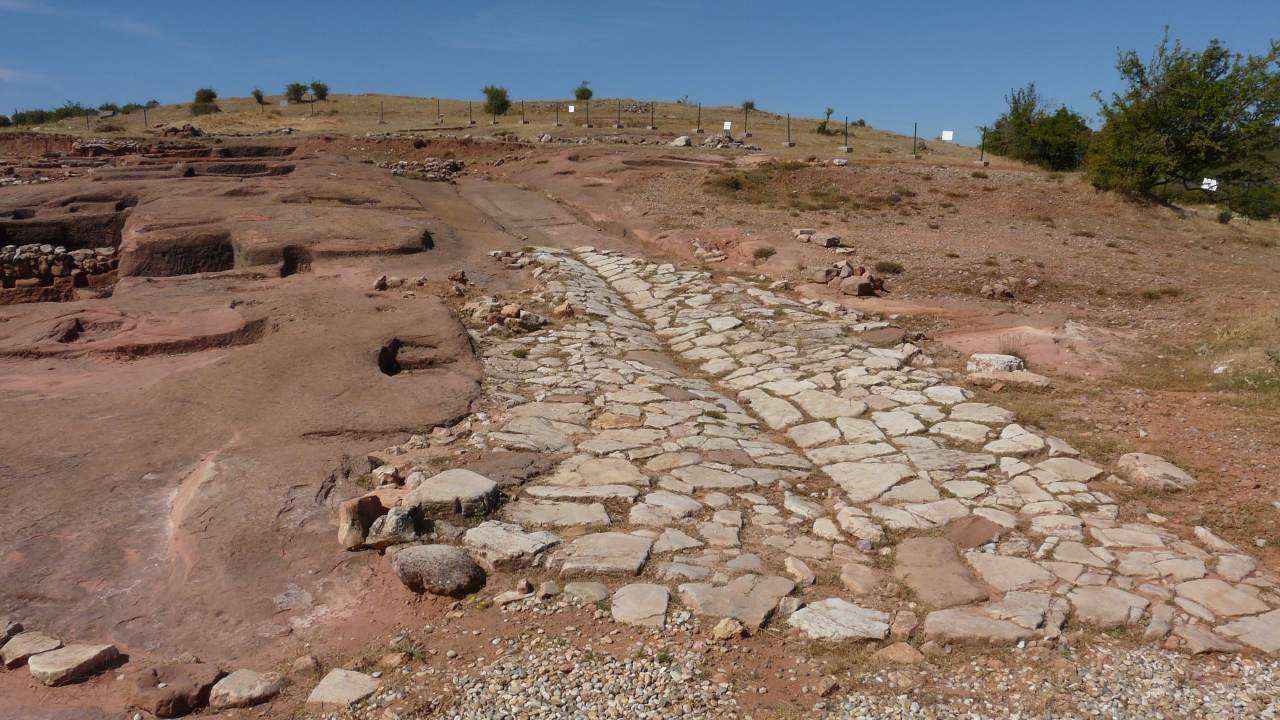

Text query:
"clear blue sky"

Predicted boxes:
[[2, 0, 1277, 145]]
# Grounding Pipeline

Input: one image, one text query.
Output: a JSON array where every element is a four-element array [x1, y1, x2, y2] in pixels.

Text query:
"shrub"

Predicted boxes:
[[191, 88, 219, 116], [1141, 286, 1185, 300], [874, 260, 905, 274], [741, 99, 756, 112], [752, 246, 777, 260], [285, 83, 308, 104], [309, 81, 329, 101], [0, 115, 9, 128], [482, 85, 510, 116], [1087, 32, 1280, 216], [1224, 183, 1280, 220], [983, 83, 1091, 170], [971, 170, 989, 178], [816, 107, 836, 135], [511, 348, 529, 359], [574, 81, 593, 102], [97, 102, 120, 114], [252, 88, 265, 105]]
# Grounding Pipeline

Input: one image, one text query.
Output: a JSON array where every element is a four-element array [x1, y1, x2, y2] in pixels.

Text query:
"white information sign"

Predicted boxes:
[[1201, 177, 1219, 192], [568, 105, 575, 113], [723, 121, 732, 131], [941, 130, 954, 142]]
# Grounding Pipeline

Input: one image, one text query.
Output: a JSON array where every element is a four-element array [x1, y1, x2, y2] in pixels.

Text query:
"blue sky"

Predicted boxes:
[[2, 0, 1277, 145]]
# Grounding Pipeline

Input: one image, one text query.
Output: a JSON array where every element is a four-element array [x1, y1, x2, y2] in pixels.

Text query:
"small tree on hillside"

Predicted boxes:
[[251, 87, 265, 112], [191, 87, 220, 116], [310, 81, 330, 101], [0, 115, 11, 128], [483, 85, 511, 117], [574, 81, 593, 102], [285, 83, 308, 104], [741, 99, 756, 112], [816, 107, 835, 135]]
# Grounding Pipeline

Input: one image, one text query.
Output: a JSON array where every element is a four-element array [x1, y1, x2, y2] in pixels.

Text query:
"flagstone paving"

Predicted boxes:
[[451, 245, 1280, 652]]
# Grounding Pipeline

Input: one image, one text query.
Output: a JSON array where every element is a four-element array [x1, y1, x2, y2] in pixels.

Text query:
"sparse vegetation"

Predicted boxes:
[[251, 88, 265, 112], [971, 170, 989, 179], [191, 87, 220, 116], [874, 260, 904, 274], [309, 81, 330, 101], [285, 83, 308, 104], [815, 107, 836, 135], [483, 85, 511, 117], [511, 348, 529, 359], [752, 246, 777, 261], [1141, 286, 1185, 300]]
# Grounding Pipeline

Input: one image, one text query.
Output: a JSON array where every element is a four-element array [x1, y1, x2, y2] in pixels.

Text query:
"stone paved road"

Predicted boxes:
[[453, 245, 1280, 655]]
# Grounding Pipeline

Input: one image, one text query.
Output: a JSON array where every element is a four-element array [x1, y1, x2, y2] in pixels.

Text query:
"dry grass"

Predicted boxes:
[[6, 92, 992, 165]]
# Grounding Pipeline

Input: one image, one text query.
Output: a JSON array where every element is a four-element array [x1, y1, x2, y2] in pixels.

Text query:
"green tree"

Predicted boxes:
[[1086, 32, 1280, 217], [0, 114, 10, 128], [252, 87, 265, 109], [285, 83, 308, 104], [309, 81, 329, 101], [483, 85, 511, 116], [191, 87, 220, 116], [984, 83, 1091, 170], [574, 81, 593, 101]]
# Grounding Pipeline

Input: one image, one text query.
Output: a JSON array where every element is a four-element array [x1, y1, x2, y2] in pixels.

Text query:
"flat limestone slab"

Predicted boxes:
[[525, 484, 640, 501], [27, 643, 118, 686], [504, 500, 611, 528], [1217, 609, 1280, 654], [1116, 452, 1196, 491], [822, 462, 914, 503], [892, 537, 988, 608], [1068, 586, 1150, 628], [678, 574, 796, 631], [209, 670, 288, 709], [1, 631, 61, 668], [611, 583, 670, 628], [923, 607, 1038, 645], [788, 598, 889, 640], [1175, 579, 1270, 618], [306, 669, 380, 710], [463, 520, 561, 571], [558, 532, 654, 578]]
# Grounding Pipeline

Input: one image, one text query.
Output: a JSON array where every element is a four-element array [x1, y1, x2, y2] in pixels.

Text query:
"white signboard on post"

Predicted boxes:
[[723, 121, 732, 131], [568, 105, 575, 113], [1201, 178, 1219, 192], [941, 130, 954, 142]]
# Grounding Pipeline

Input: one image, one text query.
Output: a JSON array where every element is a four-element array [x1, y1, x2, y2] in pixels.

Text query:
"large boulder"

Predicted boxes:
[[1116, 453, 1196, 491], [390, 544, 486, 596], [404, 469, 498, 516], [27, 644, 119, 686], [129, 663, 224, 718], [364, 506, 420, 549]]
